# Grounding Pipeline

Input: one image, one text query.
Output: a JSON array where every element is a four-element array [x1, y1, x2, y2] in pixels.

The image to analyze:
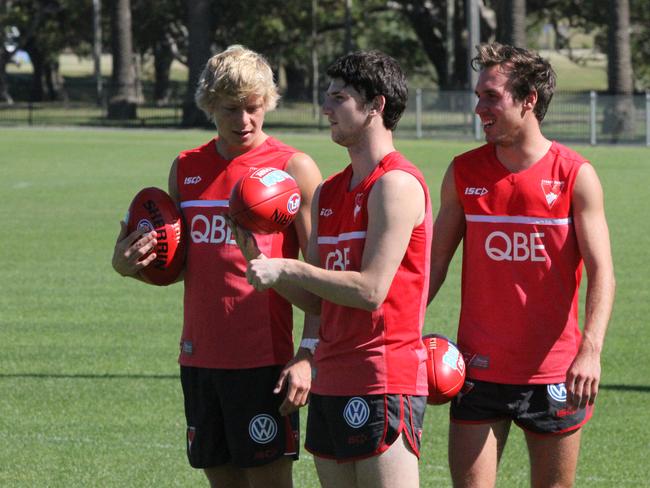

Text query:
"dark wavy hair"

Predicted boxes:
[[326, 50, 408, 130], [472, 43, 556, 122]]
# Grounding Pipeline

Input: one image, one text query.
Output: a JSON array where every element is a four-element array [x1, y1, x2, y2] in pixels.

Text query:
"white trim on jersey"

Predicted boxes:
[[180, 200, 229, 209], [317, 231, 367, 245], [465, 214, 572, 226]]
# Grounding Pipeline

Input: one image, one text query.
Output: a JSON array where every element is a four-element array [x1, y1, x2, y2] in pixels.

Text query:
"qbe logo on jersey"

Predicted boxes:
[[190, 214, 236, 245], [343, 397, 370, 428], [248, 414, 278, 444], [485, 231, 546, 262], [547, 383, 567, 403]]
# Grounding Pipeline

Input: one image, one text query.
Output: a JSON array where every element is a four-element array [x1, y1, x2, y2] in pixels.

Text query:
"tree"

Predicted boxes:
[[131, 0, 184, 105], [1, 23, 19, 103], [629, 0, 650, 88], [495, 0, 526, 47], [181, 0, 213, 127], [1, 0, 92, 102], [394, 0, 449, 86], [107, 0, 137, 118], [603, 0, 635, 141]]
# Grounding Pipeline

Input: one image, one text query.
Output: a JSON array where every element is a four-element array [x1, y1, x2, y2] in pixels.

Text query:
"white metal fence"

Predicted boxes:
[[395, 89, 650, 146], [2, 89, 649, 146]]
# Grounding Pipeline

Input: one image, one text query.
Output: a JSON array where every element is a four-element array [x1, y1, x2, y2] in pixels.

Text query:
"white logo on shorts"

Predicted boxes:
[[248, 414, 278, 444], [547, 383, 567, 402], [343, 397, 370, 428]]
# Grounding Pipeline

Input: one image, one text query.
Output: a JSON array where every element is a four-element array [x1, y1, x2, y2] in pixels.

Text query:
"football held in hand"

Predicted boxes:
[[229, 167, 302, 234]]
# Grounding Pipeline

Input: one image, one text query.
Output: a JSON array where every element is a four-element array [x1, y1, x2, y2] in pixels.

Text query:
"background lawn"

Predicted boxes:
[[1, 128, 648, 486]]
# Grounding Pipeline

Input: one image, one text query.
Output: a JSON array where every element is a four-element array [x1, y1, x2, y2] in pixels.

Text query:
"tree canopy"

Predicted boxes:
[[2, 0, 649, 109]]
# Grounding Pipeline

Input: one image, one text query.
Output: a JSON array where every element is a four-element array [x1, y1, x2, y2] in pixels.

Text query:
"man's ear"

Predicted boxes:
[[522, 90, 538, 114], [369, 95, 386, 115]]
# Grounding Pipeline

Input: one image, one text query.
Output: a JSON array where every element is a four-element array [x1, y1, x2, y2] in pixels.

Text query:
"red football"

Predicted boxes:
[[229, 167, 302, 234], [423, 334, 466, 405], [126, 187, 185, 286]]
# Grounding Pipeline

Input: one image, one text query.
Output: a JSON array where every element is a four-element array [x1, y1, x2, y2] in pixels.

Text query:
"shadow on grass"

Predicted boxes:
[[0, 373, 177, 380]]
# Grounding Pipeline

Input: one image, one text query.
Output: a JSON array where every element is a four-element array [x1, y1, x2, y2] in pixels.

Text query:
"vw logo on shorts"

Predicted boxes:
[[547, 383, 567, 402], [343, 397, 370, 428], [248, 414, 278, 444]]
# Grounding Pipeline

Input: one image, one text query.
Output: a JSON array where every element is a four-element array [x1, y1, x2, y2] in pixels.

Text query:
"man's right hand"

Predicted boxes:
[[274, 348, 313, 416], [112, 221, 158, 277]]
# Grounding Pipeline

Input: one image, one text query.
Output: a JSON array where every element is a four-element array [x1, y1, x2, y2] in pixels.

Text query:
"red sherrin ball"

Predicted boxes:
[[423, 334, 466, 405], [126, 187, 185, 286], [229, 167, 302, 234]]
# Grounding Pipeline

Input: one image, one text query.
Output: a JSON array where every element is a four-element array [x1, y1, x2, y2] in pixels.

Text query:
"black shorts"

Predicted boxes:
[[450, 378, 594, 435], [180, 365, 299, 469], [305, 393, 426, 462]]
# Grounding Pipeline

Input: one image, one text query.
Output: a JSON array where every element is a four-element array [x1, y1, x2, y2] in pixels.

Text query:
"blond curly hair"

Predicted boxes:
[[195, 45, 280, 123]]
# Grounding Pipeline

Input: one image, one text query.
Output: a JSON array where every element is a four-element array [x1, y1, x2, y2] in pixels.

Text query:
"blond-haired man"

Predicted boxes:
[[112, 45, 321, 488]]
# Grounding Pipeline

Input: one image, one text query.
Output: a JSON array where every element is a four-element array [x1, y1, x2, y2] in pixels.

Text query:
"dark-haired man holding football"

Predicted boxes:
[[234, 50, 432, 488], [428, 43, 615, 487], [112, 45, 321, 488]]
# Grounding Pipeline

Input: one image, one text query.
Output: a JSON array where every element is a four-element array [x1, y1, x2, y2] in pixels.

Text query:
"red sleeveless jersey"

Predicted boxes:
[[313, 152, 432, 396], [453, 142, 587, 384], [176, 137, 300, 368]]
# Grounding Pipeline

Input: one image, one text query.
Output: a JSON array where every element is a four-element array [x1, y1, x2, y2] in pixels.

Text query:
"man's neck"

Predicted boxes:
[[347, 127, 395, 188], [215, 133, 268, 161], [495, 128, 551, 173]]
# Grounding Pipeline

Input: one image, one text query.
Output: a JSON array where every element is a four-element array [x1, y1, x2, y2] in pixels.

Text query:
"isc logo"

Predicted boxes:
[[465, 187, 488, 196], [184, 176, 202, 185], [190, 214, 236, 244], [485, 231, 547, 262]]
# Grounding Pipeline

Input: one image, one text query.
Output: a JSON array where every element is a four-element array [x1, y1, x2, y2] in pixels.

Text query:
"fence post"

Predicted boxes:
[[468, 91, 481, 140], [28, 102, 33, 126], [416, 88, 422, 139], [646, 91, 650, 147], [589, 90, 597, 146], [474, 107, 481, 140]]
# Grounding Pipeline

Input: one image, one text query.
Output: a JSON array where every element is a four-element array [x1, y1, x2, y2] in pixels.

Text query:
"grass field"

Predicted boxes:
[[1, 128, 648, 487]]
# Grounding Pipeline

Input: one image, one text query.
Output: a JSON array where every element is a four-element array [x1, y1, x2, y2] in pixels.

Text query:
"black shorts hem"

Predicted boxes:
[[449, 416, 510, 425]]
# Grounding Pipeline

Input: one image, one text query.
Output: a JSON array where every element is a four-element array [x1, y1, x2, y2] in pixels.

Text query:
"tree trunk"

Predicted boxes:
[[344, 0, 353, 54], [452, 0, 468, 90], [24, 43, 45, 102], [108, 0, 137, 119], [44, 60, 67, 102], [285, 62, 308, 100], [604, 0, 634, 142], [153, 38, 174, 105], [496, 0, 526, 47], [182, 0, 213, 127], [396, 0, 449, 88], [0, 53, 12, 104], [0, 37, 14, 104]]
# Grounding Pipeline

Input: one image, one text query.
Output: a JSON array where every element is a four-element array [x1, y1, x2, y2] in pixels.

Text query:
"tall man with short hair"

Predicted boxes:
[[428, 43, 615, 487], [237, 50, 432, 488]]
